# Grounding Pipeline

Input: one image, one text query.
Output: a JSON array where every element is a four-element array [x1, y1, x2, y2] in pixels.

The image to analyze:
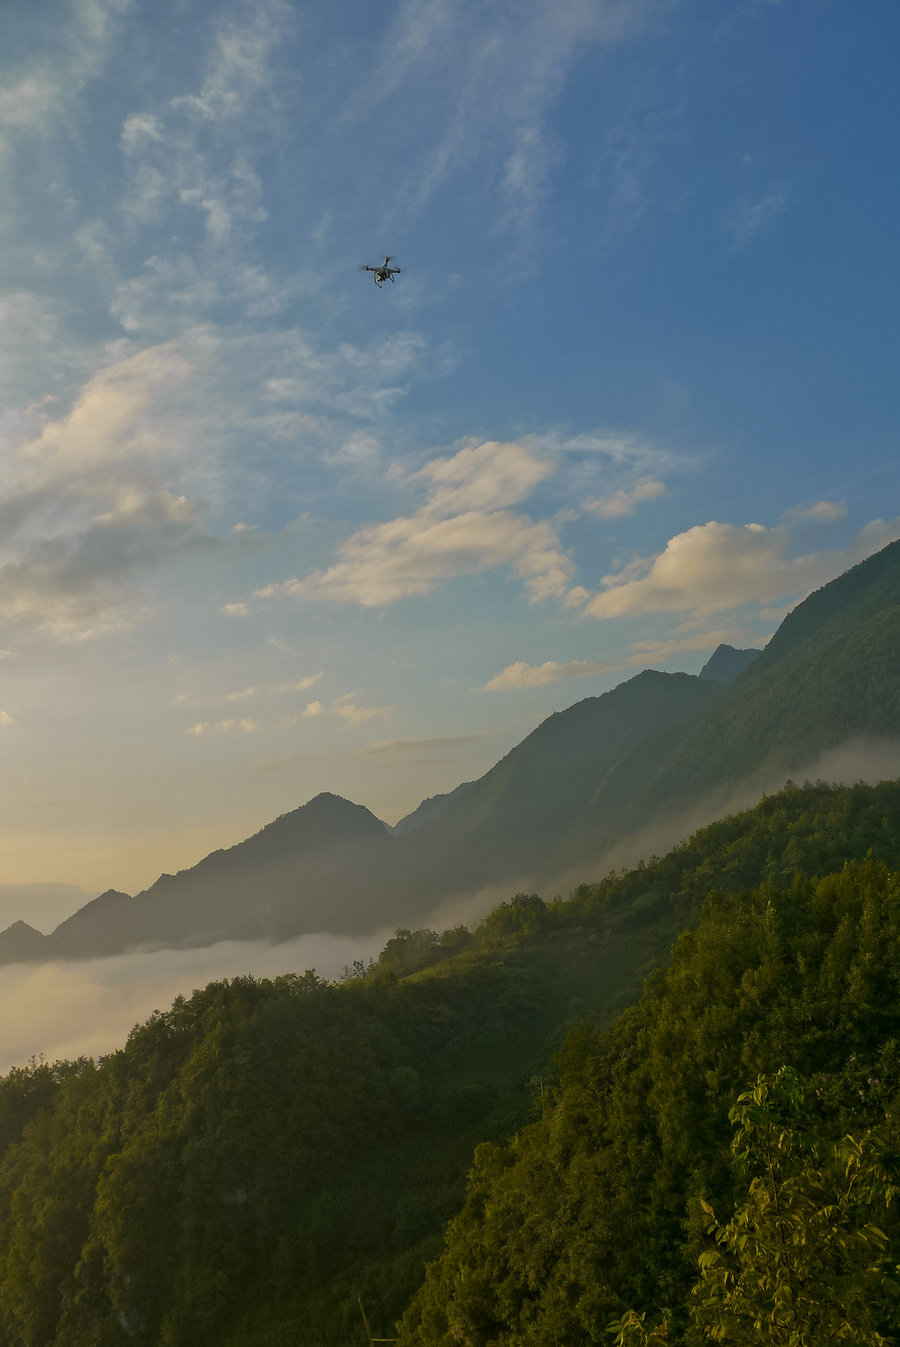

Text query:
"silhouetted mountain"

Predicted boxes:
[[125, 792, 397, 948], [0, 921, 47, 964], [395, 669, 720, 895], [46, 890, 136, 959], [698, 643, 761, 683], [391, 781, 475, 835], [7, 540, 900, 965], [34, 795, 398, 960]]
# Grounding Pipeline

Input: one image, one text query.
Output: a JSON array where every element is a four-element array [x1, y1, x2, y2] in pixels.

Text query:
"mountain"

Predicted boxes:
[[394, 668, 720, 895], [0, 921, 47, 963], [3, 780, 900, 1346], [1, 795, 399, 963], [124, 792, 397, 947], [698, 642, 761, 682], [391, 780, 475, 836], [0, 673, 721, 963], [2, 540, 899, 965], [550, 538, 900, 874]]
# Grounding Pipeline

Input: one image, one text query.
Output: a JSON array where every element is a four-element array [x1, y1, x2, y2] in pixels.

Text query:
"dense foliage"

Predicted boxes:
[[399, 857, 900, 1344], [1, 780, 900, 1345]]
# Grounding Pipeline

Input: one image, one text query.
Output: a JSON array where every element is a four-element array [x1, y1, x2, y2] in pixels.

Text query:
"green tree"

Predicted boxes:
[[689, 1069, 900, 1345]]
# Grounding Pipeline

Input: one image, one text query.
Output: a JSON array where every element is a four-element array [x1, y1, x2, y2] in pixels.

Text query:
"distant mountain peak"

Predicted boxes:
[[243, 792, 390, 847], [699, 644, 762, 684], [0, 919, 48, 963]]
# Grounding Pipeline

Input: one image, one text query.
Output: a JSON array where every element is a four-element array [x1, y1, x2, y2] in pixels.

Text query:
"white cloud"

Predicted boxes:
[[417, 439, 554, 514], [273, 674, 322, 694], [332, 694, 391, 726], [292, 694, 391, 726], [582, 516, 900, 621], [0, 314, 442, 640], [188, 718, 257, 735], [583, 477, 667, 519], [253, 439, 573, 609], [17, 343, 192, 479], [0, 711, 15, 730]]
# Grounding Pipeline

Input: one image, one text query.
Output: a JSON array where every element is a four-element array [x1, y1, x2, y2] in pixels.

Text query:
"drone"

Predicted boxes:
[[361, 256, 402, 288]]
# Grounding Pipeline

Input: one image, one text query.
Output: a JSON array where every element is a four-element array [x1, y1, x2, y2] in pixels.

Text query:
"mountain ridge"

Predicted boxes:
[[2, 539, 899, 965]]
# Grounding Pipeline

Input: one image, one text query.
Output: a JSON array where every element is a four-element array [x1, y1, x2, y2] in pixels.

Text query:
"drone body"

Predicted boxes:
[[362, 255, 402, 288]]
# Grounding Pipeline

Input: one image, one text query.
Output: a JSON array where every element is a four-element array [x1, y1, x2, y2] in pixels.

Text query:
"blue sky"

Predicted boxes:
[[1, 0, 898, 897]]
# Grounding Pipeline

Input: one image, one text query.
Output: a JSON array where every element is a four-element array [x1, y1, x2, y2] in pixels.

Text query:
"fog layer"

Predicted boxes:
[[0, 930, 389, 1073]]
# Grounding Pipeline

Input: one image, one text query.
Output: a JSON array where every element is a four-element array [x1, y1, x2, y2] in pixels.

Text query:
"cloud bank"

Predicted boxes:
[[0, 929, 390, 1074]]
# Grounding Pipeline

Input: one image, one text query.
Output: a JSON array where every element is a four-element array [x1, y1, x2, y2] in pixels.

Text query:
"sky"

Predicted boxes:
[[1, 0, 899, 908]]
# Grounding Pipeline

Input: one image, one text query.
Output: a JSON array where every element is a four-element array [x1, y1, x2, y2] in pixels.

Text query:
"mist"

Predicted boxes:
[[0, 929, 391, 1074], [4, 737, 899, 1077], [553, 736, 900, 895]]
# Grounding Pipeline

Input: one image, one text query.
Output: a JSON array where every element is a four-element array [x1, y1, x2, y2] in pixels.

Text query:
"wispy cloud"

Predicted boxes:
[[783, 499, 847, 524], [484, 657, 620, 690], [0, 1, 131, 159], [176, 674, 322, 711], [583, 477, 667, 519], [724, 181, 792, 250], [353, 0, 662, 241], [273, 674, 323, 694], [187, 718, 257, 736], [359, 732, 493, 759], [252, 439, 575, 608], [482, 628, 747, 690], [292, 693, 392, 727]]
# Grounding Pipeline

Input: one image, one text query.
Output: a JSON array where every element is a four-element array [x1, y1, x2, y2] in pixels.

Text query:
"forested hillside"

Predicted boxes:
[[1, 781, 900, 1346], [401, 860, 900, 1345]]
